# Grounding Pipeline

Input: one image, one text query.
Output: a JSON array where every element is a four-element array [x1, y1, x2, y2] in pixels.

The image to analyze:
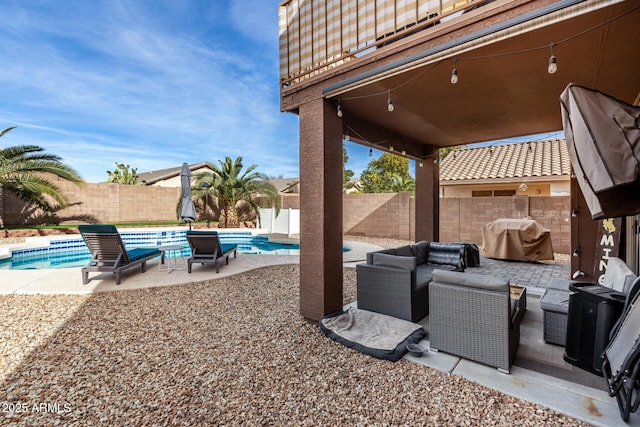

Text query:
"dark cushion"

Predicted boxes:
[[416, 264, 436, 285], [366, 248, 396, 264], [221, 243, 237, 254], [395, 245, 414, 257], [412, 241, 430, 264], [371, 253, 416, 271]]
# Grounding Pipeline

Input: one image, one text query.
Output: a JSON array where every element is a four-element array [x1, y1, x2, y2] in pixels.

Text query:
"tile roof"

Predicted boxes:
[[137, 162, 209, 185], [440, 139, 571, 183]]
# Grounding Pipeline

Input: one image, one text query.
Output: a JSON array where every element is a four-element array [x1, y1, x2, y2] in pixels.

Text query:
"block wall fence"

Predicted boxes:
[[1, 182, 570, 254]]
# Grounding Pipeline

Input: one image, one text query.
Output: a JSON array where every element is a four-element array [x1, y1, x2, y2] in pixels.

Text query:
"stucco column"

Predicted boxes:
[[415, 157, 439, 242], [298, 98, 343, 321]]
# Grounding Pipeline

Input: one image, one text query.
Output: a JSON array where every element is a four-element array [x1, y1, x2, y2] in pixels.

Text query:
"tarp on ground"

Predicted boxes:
[[482, 218, 554, 261], [560, 83, 640, 219]]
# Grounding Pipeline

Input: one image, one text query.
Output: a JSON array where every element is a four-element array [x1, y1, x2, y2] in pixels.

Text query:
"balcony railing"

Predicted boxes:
[[279, 0, 489, 87]]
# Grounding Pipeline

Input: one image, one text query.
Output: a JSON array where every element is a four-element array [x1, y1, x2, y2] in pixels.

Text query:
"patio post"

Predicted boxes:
[[414, 154, 439, 242], [298, 98, 344, 321]]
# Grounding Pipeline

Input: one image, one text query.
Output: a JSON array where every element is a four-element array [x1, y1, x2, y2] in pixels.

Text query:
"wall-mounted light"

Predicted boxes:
[[572, 247, 580, 257], [571, 208, 578, 217]]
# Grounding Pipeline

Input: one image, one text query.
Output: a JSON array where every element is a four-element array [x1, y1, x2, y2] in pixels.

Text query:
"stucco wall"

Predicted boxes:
[[2, 180, 180, 226], [1, 184, 570, 254]]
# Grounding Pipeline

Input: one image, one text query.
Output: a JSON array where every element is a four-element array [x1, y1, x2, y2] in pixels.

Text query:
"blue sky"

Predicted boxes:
[[0, 1, 561, 183]]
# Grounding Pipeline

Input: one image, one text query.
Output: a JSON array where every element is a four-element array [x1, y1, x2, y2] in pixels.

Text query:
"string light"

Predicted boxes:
[[369, 147, 373, 157], [324, 6, 639, 110], [419, 160, 424, 168], [401, 150, 406, 156], [450, 59, 458, 84], [389, 145, 394, 152], [547, 44, 557, 74], [337, 101, 343, 117]]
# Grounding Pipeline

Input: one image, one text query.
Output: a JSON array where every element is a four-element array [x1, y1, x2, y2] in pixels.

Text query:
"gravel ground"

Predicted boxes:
[[0, 254, 584, 425]]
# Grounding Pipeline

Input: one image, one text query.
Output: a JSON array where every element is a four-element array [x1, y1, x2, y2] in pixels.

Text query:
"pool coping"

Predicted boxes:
[[0, 237, 379, 295]]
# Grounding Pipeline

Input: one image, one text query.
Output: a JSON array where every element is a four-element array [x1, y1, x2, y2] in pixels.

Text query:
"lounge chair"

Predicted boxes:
[[78, 224, 161, 285], [602, 276, 640, 421], [185, 230, 237, 273]]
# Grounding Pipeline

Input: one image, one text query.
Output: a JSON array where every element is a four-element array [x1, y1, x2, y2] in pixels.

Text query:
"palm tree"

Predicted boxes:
[[192, 156, 279, 228], [0, 127, 83, 225]]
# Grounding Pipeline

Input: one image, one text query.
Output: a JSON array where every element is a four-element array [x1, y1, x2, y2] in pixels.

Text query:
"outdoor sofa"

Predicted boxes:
[[356, 241, 466, 322]]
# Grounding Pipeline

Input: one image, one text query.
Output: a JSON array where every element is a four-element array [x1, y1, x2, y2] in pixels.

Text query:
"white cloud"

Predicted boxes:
[[0, 1, 299, 183]]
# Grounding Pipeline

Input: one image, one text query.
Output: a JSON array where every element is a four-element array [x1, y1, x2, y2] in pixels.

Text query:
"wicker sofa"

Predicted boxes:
[[356, 241, 466, 322], [429, 270, 525, 373]]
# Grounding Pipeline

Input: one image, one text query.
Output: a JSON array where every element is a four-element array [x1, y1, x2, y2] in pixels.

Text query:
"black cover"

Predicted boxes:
[[560, 83, 640, 219]]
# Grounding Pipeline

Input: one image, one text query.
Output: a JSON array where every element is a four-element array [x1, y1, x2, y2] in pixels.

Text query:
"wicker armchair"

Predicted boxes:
[[429, 270, 525, 373]]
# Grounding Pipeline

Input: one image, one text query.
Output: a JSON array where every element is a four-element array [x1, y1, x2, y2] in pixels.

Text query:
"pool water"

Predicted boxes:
[[0, 231, 303, 270]]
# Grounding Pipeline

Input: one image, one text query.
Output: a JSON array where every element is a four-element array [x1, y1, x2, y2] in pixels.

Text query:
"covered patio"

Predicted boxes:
[[279, 0, 640, 320]]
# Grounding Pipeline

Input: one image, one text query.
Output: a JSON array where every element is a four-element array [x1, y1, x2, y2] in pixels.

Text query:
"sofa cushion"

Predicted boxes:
[[427, 242, 464, 267], [371, 253, 416, 271], [395, 245, 414, 257], [432, 270, 510, 292], [603, 257, 636, 294], [416, 264, 436, 286], [366, 248, 396, 264], [412, 241, 430, 265]]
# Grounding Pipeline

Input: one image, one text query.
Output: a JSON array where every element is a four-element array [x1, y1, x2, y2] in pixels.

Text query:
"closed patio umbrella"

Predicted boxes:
[[179, 163, 197, 229], [560, 83, 640, 219]]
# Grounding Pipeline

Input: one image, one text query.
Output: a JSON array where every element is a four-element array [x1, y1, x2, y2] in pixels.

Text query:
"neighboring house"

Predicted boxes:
[[137, 163, 213, 187], [439, 139, 571, 198], [267, 178, 300, 194]]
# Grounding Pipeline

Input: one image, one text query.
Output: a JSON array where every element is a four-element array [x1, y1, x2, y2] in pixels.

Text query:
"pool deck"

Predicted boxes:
[[1, 238, 638, 425]]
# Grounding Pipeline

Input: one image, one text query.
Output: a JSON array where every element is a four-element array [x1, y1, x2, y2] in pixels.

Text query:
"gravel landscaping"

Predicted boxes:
[[0, 256, 586, 426]]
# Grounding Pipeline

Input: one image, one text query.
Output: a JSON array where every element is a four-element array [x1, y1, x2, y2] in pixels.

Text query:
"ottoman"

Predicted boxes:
[[540, 278, 571, 346]]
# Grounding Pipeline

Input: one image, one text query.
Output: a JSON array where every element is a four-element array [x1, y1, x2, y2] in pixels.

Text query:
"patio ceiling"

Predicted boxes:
[[320, 0, 640, 156]]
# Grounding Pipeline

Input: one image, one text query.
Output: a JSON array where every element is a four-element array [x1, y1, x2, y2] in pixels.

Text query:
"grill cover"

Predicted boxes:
[[482, 218, 554, 261]]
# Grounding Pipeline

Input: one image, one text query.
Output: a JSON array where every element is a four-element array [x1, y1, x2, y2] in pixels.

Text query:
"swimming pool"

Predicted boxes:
[[0, 230, 305, 270]]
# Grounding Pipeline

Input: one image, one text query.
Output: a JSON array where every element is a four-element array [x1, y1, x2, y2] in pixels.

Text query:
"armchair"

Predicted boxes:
[[429, 270, 524, 373]]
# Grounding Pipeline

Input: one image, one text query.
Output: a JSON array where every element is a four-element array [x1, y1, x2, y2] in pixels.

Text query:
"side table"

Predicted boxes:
[[158, 244, 186, 273]]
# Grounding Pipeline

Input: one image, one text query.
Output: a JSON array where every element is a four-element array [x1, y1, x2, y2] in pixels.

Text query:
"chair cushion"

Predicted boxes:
[[221, 243, 237, 254], [127, 247, 161, 262], [540, 288, 570, 313], [603, 257, 636, 294], [412, 241, 430, 265], [371, 253, 416, 271], [432, 270, 509, 292]]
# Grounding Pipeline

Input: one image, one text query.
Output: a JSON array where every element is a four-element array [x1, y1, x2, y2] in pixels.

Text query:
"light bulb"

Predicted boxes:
[[548, 55, 557, 74], [337, 103, 343, 117], [387, 97, 394, 112], [419, 160, 424, 168], [401, 150, 406, 156], [450, 68, 458, 84], [389, 145, 394, 152], [369, 148, 373, 157]]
